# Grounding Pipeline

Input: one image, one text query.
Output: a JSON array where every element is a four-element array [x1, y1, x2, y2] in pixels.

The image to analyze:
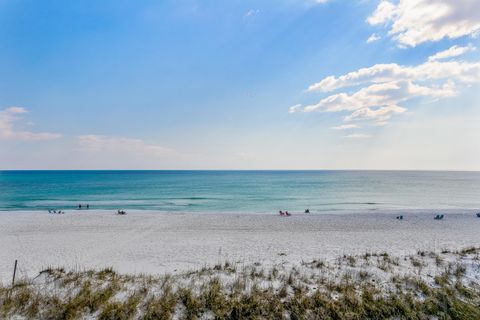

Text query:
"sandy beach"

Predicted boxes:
[[1, 210, 479, 283]]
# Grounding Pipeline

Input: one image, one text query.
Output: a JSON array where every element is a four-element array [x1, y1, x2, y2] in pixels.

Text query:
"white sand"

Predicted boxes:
[[1, 210, 480, 283]]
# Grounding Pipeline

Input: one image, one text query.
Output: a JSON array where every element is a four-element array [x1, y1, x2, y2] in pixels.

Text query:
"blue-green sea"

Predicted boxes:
[[0, 171, 479, 213]]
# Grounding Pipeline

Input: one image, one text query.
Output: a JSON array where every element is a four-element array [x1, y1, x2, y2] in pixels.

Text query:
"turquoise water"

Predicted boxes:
[[0, 171, 479, 213]]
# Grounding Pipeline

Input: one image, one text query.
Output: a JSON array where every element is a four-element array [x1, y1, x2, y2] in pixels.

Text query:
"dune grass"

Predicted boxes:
[[1, 248, 480, 319]]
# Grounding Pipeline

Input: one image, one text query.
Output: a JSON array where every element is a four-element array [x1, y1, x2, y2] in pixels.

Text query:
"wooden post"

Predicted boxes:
[[12, 260, 17, 287]]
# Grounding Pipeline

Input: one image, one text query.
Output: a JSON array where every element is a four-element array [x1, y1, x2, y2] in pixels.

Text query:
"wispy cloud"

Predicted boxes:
[[77, 135, 174, 157], [244, 9, 260, 18], [306, 60, 479, 93], [366, 33, 381, 43], [367, 0, 480, 47], [288, 104, 303, 113], [331, 124, 359, 130], [0, 107, 61, 141], [345, 133, 371, 139], [428, 44, 476, 61], [293, 0, 330, 7]]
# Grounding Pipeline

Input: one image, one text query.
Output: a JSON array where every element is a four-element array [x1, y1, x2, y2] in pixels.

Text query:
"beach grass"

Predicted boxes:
[[1, 247, 480, 319]]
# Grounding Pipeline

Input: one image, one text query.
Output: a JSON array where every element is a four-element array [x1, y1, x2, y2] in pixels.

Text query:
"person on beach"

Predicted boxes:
[[279, 210, 284, 216], [285, 211, 291, 216]]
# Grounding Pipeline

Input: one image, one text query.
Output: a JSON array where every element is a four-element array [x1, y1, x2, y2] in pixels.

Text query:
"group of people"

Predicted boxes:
[[397, 214, 451, 220], [278, 209, 310, 216], [78, 204, 90, 209]]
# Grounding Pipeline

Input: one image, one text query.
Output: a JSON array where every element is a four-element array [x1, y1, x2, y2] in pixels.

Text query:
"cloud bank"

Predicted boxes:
[[292, 47, 479, 127]]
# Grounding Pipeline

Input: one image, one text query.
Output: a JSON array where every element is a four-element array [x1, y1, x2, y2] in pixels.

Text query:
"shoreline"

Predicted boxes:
[[1, 207, 479, 215]]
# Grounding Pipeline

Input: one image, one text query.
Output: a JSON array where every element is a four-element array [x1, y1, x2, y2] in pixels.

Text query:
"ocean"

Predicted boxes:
[[0, 170, 479, 213]]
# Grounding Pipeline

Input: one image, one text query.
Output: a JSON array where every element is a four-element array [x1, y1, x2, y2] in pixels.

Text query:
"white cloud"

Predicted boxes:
[[305, 80, 454, 112], [331, 124, 359, 130], [345, 133, 371, 139], [294, 47, 479, 126], [288, 104, 303, 113], [367, 1, 397, 25], [77, 135, 174, 157], [367, 0, 480, 47], [343, 104, 407, 123], [0, 107, 61, 141], [366, 33, 381, 43], [307, 60, 480, 92], [428, 44, 476, 61], [244, 9, 260, 18], [293, 0, 329, 7], [302, 80, 453, 123]]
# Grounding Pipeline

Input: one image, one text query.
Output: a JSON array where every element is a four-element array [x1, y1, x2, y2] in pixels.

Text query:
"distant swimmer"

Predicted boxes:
[[78, 204, 82, 209], [305, 209, 310, 213], [86, 204, 89, 209]]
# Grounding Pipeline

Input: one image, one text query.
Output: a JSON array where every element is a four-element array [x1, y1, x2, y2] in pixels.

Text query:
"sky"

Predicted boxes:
[[0, 0, 479, 170]]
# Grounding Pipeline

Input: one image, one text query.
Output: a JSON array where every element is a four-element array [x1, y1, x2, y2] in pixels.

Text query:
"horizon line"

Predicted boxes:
[[1, 169, 480, 173]]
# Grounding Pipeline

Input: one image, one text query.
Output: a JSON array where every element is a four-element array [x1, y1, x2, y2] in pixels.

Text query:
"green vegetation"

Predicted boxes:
[[1, 248, 480, 319]]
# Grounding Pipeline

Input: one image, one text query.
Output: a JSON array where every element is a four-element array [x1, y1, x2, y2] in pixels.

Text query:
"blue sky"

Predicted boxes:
[[1, 0, 479, 170]]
